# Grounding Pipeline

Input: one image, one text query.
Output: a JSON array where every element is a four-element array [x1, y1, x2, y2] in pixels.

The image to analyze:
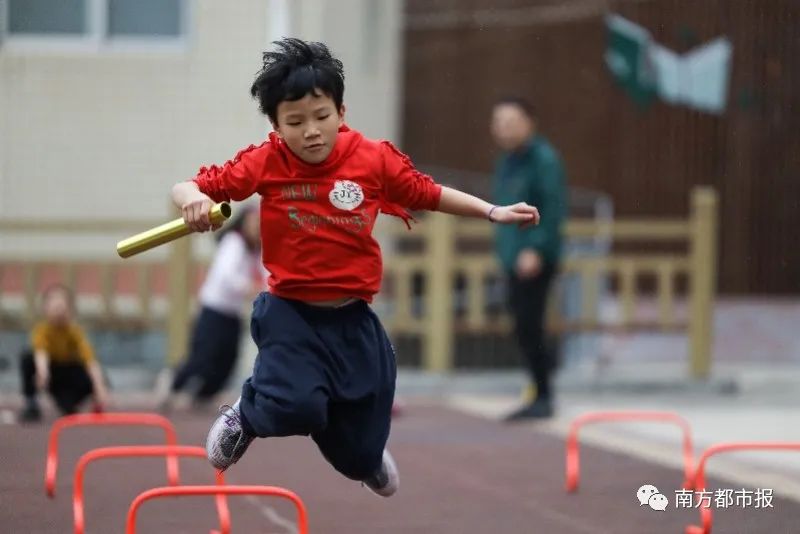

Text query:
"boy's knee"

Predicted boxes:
[[284, 398, 327, 433], [242, 381, 328, 437], [246, 395, 327, 437]]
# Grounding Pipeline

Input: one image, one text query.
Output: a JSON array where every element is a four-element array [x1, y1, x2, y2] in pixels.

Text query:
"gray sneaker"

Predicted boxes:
[[362, 449, 399, 497], [205, 399, 255, 471]]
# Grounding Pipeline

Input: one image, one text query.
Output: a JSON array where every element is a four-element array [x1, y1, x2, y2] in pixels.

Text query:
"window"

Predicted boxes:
[[9, 0, 86, 34], [3, 0, 187, 49], [107, 0, 182, 37]]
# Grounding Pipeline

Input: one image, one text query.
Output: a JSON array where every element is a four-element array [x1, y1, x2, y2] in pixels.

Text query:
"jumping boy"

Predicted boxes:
[[171, 38, 539, 497]]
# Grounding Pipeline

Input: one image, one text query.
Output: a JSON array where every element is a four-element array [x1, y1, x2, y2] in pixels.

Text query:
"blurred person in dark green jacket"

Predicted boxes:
[[490, 97, 566, 420]]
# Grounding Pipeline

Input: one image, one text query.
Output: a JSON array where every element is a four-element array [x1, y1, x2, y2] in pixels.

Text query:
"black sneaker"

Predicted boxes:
[[19, 401, 42, 423], [205, 398, 255, 471], [503, 399, 554, 422]]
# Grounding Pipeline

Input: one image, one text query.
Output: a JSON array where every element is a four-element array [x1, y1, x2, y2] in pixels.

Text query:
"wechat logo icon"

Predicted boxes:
[[637, 484, 668, 511]]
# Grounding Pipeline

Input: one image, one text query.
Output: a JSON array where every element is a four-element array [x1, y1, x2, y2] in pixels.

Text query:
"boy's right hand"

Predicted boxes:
[[181, 195, 217, 233]]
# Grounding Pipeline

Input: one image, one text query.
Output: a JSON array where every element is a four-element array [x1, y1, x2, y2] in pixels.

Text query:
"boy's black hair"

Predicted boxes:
[[250, 37, 345, 124], [494, 96, 536, 120]]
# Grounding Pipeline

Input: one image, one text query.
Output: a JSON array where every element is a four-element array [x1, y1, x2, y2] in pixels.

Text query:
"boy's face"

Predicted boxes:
[[490, 103, 534, 152], [43, 288, 71, 324], [272, 91, 344, 164]]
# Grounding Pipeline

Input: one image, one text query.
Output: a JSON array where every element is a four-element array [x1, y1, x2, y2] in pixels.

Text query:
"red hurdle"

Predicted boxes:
[[72, 445, 229, 534], [125, 485, 309, 534], [685, 441, 800, 534], [565, 411, 695, 492], [46, 412, 179, 497]]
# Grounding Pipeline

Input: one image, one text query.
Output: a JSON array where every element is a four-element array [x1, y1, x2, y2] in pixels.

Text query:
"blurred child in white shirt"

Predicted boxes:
[[161, 205, 265, 410]]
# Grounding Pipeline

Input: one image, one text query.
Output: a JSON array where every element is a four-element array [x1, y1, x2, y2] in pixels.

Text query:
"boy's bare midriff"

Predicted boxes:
[[304, 297, 359, 308]]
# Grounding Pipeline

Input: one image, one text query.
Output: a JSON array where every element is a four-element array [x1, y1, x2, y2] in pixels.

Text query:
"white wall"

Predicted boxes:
[[0, 0, 402, 258]]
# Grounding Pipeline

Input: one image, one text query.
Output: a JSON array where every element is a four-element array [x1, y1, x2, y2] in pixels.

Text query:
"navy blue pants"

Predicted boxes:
[[172, 306, 243, 399], [239, 294, 396, 481]]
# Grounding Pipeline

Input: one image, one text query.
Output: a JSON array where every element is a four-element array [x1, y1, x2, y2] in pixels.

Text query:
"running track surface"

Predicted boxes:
[[1, 403, 797, 533]]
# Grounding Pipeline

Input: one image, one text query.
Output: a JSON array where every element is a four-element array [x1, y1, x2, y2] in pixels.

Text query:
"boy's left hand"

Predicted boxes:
[[491, 202, 540, 227]]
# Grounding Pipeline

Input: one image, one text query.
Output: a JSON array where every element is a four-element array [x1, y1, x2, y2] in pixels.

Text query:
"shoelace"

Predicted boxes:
[[218, 404, 241, 429]]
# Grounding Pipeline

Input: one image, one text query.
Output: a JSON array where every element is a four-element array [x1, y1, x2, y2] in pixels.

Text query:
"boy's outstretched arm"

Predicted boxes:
[[437, 186, 540, 227], [173, 142, 268, 232]]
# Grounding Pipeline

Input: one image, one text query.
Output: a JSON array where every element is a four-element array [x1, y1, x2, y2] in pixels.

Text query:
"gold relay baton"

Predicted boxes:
[[116, 202, 232, 258]]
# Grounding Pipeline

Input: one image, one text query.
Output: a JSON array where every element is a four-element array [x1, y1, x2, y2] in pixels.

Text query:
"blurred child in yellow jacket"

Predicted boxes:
[[19, 284, 109, 422]]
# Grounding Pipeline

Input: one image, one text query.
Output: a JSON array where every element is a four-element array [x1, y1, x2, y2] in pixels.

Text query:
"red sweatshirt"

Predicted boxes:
[[193, 126, 442, 303]]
